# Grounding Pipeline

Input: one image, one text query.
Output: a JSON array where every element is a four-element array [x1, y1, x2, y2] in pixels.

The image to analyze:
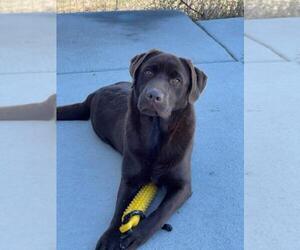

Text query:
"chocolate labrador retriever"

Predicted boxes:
[[57, 49, 207, 250]]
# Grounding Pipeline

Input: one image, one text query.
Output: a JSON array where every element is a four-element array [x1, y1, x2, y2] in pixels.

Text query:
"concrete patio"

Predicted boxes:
[[0, 10, 299, 250], [56, 11, 243, 250]]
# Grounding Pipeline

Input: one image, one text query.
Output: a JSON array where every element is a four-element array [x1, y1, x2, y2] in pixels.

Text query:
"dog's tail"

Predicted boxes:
[[57, 93, 95, 121], [0, 94, 56, 120]]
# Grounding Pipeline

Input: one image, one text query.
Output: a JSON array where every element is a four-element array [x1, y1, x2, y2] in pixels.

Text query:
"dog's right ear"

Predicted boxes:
[[180, 58, 207, 103], [130, 49, 162, 85]]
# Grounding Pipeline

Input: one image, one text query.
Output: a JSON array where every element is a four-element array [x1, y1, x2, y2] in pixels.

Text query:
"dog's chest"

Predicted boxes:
[[143, 118, 162, 159]]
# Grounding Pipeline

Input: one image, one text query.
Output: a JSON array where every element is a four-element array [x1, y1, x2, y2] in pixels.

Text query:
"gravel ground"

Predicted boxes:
[[245, 0, 299, 18], [0, 0, 299, 19]]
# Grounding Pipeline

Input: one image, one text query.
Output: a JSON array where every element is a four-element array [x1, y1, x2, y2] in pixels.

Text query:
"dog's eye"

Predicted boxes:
[[170, 78, 181, 86], [144, 70, 154, 77]]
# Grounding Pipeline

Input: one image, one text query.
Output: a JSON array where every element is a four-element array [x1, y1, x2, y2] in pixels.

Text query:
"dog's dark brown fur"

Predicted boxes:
[[0, 95, 56, 120], [57, 49, 207, 250]]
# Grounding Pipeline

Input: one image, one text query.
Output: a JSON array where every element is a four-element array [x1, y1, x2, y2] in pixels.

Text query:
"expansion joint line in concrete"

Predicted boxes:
[[244, 33, 290, 62], [0, 70, 56, 76], [0, 61, 240, 76], [195, 22, 238, 62], [57, 60, 236, 75]]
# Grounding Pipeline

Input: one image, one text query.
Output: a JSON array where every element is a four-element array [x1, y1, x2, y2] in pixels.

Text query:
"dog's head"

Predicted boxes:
[[130, 49, 207, 119]]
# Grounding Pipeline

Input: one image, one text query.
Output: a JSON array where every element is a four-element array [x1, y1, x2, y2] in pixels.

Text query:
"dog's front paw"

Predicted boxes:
[[95, 228, 121, 250], [120, 229, 146, 250]]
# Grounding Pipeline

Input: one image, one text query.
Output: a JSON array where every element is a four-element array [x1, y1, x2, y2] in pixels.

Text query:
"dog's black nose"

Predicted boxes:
[[146, 88, 164, 103]]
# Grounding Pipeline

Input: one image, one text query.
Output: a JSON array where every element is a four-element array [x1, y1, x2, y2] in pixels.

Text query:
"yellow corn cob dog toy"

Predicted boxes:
[[119, 183, 157, 234]]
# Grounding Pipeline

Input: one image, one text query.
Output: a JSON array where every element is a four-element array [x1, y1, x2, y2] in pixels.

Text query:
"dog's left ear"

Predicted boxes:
[[181, 58, 207, 103], [130, 49, 162, 84]]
